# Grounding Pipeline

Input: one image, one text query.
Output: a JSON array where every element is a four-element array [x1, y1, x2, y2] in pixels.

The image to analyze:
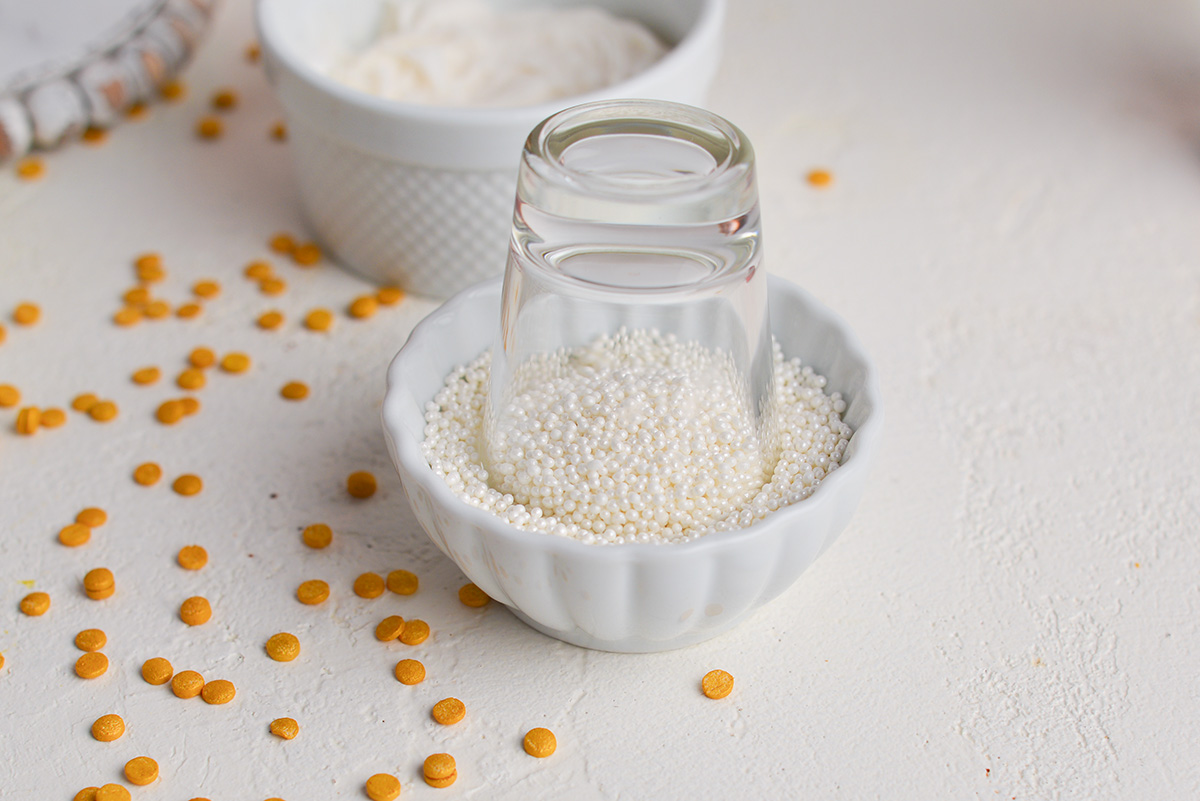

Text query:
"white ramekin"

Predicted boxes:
[[255, 0, 726, 298], [381, 276, 884, 652]]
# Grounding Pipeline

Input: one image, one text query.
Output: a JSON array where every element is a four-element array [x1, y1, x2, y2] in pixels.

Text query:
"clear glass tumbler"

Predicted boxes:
[[484, 99, 776, 542]]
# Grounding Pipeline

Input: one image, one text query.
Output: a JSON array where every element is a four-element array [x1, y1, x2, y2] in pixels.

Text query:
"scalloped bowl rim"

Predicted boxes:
[[382, 275, 884, 566]]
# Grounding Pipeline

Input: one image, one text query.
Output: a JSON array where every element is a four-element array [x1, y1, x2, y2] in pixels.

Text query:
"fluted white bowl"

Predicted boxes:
[[256, 0, 725, 299], [382, 276, 883, 652]]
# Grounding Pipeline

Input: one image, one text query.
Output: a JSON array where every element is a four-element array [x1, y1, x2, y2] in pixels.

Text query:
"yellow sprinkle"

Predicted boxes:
[[303, 308, 334, 331], [177, 545, 208, 570], [72, 393, 99, 412], [133, 460, 160, 484], [179, 596, 212, 626], [124, 756, 159, 786], [161, 79, 186, 101], [81, 126, 108, 145], [134, 253, 165, 283], [143, 300, 171, 319], [259, 276, 287, 296], [95, 785, 130, 801], [15, 406, 40, 435], [292, 242, 322, 266], [189, 347, 216, 369], [257, 310, 284, 330], [376, 616, 406, 642], [16, 157, 44, 181], [302, 523, 332, 549], [173, 474, 203, 496], [806, 168, 834, 188], [280, 381, 309, 401], [123, 287, 151, 307], [422, 753, 457, 789], [386, 570, 418, 596], [0, 384, 22, 407], [399, 619, 430, 646], [127, 101, 148, 119], [74, 788, 98, 801], [75, 652, 109, 679], [91, 714, 125, 742], [244, 260, 273, 280], [141, 657, 173, 685], [176, 302, 203, 319], [211, 88, 238, 111], [347, 471, 377, 499], [196, 116, 222, 139], [393, 657, 425, 685], [376, 286, 405, 305], [76, 507, 107, 527], [348, 295, 378, 319], [75, 629, 107, 652], [245, 42, 261, 62], [113, 307, 142, 326], [20, 591, 50, 616], [200, 678, 235, 704], [458, 583, 490, 608], [177, 368, 206, 390], [172, 670, 204, 699], [88, 400, 118, 422], [193, 279, 220, 299], [181, 396, 201, 416], [701, 669, 734, 699], [59, 523, 91, 547], [297, 579, 330, 606], [523, 727, 557, 758], [40, 407, 66, 428], [353, 572, 385, 599], [13, 302, 40, 325], [269, 717, 299, 740], [132, 366, 161, 385], [220, 352, 251, 373], [265, 632, 301, 662], [365, 774, 402, 801], [270, 121, 287, 141], [269, 233, 295, 255], [156, 399, 185, 425], [83, 567, 115, 600]]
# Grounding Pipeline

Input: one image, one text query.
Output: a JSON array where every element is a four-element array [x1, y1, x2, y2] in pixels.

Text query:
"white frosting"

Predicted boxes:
[[329, 0, 668, 108]]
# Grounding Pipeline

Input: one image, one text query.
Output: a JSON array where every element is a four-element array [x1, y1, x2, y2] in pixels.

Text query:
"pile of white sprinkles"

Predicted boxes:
[[422, 329, 852, 544]]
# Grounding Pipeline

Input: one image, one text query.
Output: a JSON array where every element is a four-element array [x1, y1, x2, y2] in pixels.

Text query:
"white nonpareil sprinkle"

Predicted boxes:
[[422, 330, 852, 545]]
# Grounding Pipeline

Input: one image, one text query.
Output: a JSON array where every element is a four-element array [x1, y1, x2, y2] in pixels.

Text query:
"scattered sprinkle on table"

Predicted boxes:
[[91, 714, 124, 741], [266, 632, 301, 662], [245, 260, 273, 280], [458, 583, 490, 608], [156, 400, 185, 425], [177, 302, 203, 319], [134, 462, 162, 486], [134, 253, 165, 282], [59, 523, 91, 547], [220, 352, 251, 373], [211, 88, 238, 110], [189, 347, 217, 369], [113, 308, 141, 326], [258, 310, 284, 330], [201, 678, 235, 704], [292, 242, 321, 266], [75, 629, 106, 651], [75, 652, 108, 679], [302, 523, 332, 549], [16, 157, 44, 180], [386, 570, 418, 595], [141, 657, 173, 685], [269, 233, 295, 254], [193, 279, 221, 298], [432, 698, 465, 726], [20, 592, 50, 616], [172, 670, 204, 699], [377, 286, 404, 305], [347, 471, 377, 499], [806, 168, 834, 187], [394, 658, 425, 685], [523, 727, 557, 758], [365, 773, 402, 801], [132, 366, 161, 385], [701, 669, 734, 699], [353, 572, 385, 598], [280, 381, 309, 401], [180, 596, 212, 625], [423, 753, 457, 788], [144, 300, 171, 319], [95, 784, 130, 801], [304, 308, 334, 331], [376, 616, 405, 642], [13, 302, 40, 325], [76, 507, 107, 527], [88, 400, 118, 422], [259, 276, 287, 295], [0, 384, 20, 407], [161, 79, 186, 101], [81, 127, 108, 145], [177, 368, 206, 390], [15, 407, 39, 434], [297, 579, 330, 605], [173, 474, 204, 496], [399, 619, 430, 646], [196, 116, 222, 139], [270, 121, 287, 141], [124, 756, 159, 786], [41, 408, 66, 428], [72, 393, 99, 412], [269, 717, 299, 740], [178, 545, 208, 570], [348, 295, 377, 319], [84, 568, 115, 600]]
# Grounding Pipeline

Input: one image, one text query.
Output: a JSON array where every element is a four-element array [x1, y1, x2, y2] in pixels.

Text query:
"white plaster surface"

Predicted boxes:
[[2, 0, 1199, 798]]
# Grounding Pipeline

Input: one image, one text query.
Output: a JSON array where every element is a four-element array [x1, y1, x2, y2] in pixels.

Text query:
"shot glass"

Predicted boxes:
[[484, 99, 776, 542]]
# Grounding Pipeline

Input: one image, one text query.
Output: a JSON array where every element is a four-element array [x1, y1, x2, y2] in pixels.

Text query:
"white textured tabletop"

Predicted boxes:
[[3, 0, 1199, 798]]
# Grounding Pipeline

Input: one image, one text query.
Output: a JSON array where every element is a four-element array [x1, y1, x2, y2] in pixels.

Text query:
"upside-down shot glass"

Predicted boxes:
[[484, 99, 778, 544]]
